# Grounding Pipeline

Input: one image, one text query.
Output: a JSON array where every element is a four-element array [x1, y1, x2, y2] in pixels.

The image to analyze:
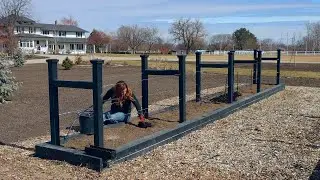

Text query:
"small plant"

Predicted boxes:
[[74, 54, 83, 65], [13, 49, 25, 67], [62, 57, 73, 70], [0, 55, 20, 103], [104, 60, 112, 66]]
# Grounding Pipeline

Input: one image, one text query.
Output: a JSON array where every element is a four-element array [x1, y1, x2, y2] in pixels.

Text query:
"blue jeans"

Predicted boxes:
[[103, 111, 130, 124]]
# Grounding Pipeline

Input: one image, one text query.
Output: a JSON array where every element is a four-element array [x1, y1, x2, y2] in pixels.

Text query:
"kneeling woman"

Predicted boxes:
[[102, 81, 144, 124]]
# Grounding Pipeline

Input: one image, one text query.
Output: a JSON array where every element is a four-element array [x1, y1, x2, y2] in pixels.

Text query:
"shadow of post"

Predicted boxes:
[[309, 159, 320, 180], [0, 141, 35, 151]]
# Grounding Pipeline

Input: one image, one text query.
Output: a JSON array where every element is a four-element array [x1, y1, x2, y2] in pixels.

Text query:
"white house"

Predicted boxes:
[[0, 16, 88, 54]]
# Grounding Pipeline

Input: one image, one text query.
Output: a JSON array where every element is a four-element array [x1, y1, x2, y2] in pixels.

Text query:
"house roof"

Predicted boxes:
[[36, 23, 88, 32], [16, 34, 87, 43], [16, 34, 53, 39], [0, 15, 35, 24], [0, 15, 88, 32], [49, 38, 87, 43]]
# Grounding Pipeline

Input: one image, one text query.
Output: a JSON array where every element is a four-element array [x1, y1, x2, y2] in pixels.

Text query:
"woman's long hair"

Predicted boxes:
[[114, 81, 134, 107]]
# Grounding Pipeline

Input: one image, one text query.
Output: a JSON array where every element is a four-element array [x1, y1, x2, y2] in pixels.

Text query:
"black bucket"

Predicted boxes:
[[79, 110, 94, 135]]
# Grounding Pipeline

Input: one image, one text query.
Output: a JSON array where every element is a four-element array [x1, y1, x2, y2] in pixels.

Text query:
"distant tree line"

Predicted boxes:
[[86, 19, 320, 54]]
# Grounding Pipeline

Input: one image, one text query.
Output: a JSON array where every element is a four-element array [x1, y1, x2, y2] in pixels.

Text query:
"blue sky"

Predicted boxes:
[[31, 0, 320, 42]]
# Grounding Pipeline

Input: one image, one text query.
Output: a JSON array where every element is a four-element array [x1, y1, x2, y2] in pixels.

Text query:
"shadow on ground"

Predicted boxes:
[[310, 159, 320, 180]]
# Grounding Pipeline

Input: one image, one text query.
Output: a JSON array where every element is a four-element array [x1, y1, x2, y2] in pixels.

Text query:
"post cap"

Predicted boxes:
[[228, 51, 234, 54], [46, 59, 59, 63], [177, 54, 187, 58], [90, 59, 104, 64], [195, 51, 202, 55], [140, 54, 149, 58]]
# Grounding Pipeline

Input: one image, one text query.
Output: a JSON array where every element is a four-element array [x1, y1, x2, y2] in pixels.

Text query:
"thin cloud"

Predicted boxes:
[[123, 3, 320, 17], [153, 16, 320, 24]]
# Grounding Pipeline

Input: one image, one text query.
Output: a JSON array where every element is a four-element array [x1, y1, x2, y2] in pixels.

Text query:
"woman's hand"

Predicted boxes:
[[139, 114, 145, 122]]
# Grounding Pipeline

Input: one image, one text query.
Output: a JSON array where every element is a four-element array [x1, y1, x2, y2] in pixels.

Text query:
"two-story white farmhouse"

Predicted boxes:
[[0, 15, 88, 54]]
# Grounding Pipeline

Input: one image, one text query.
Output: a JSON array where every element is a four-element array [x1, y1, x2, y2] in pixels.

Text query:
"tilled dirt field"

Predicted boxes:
[[0, 63, 319, 144], [0, 86, 318, 179], [223, 62, 320, 72]]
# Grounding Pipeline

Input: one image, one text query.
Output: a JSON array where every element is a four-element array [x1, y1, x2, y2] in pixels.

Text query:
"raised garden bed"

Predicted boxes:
[[63, 84, 272, 150], [35, 83, 285, 171]]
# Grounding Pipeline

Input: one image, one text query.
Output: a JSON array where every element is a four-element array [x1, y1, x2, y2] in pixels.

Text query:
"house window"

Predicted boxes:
[[16, 27, 21, 33], [42, 30, 49, 35], [49, 45, 56, 50], [19, 41, 33, 48], [70, 44, 74, 50], [58, 45, 64, 49], [36, 41, 39, 44], [21, 27, 25, 33], [76, 32, 82, 37], [28, 27, 33, 33], [76, 44, 83, 50], [59, 31, 66, 36]]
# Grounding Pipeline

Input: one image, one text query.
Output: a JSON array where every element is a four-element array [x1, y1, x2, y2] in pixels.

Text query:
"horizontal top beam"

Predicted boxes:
[[52, 80, 93, 89], [145, 69, 179, 76], [200, 63, 228, 68], [261, 57, 278, 60], [234, 60, 256, 64]]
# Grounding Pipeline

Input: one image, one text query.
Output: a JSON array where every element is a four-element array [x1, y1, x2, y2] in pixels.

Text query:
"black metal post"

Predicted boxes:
[[46, 59, 60, 146], [227, 52, 234, 103], [141, 54, 149, 118], [178, 55, 186, 123], [91, 59, 104, 148], [195, 52, 201, 102], [276, 49, 281, 85], [257, 51, 262, 93], [253, 49, 257, 84]]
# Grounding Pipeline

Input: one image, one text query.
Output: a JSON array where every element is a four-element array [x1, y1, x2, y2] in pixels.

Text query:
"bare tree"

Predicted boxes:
[[259, 38, 276, 51], [59, 15, 78, 26], [117, 25, 149, 54], [193, 37, 207, 50], [144, 26, 159, 52], [0, 0, 32, 55], [304, 21, 320, 51], [208, 34, 233, 51], [169, 18, 206, 54], [0, 0, 31, 18]]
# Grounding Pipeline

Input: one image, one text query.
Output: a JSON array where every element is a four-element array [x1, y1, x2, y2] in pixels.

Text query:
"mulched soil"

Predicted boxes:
[[63, 84, 272, 150], [0, 63, 319, 144]]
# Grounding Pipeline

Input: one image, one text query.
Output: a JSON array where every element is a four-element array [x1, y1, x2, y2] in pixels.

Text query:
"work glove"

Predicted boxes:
[[139, 114, 145, 122]]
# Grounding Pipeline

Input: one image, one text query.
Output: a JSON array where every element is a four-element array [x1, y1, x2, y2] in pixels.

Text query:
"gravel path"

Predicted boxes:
[[0, 86, 319, 179]]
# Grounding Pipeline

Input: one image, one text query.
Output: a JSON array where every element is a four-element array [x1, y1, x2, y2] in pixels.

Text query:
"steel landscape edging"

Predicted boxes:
[[34, 83, 285, 172]]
